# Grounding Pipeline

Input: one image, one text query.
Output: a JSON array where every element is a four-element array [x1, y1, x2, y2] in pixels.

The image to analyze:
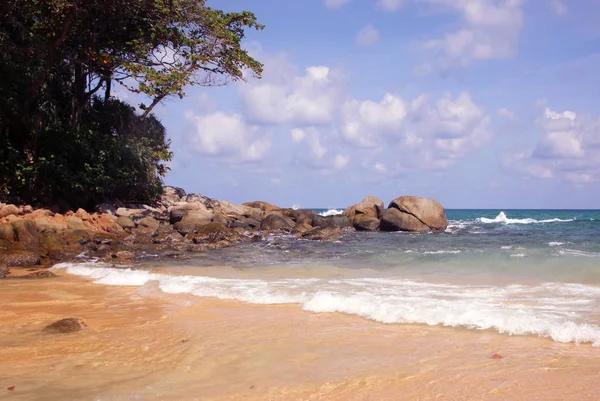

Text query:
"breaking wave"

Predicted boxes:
[[479, 211, 574, 225], [318, 209, 344, 217]]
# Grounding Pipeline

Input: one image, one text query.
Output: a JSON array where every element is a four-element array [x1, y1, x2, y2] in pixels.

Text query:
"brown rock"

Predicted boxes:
[[0, 250, 41, 267], [302, 227, 342, 241], [74, 208, 92, 221], [43, 318, 87, 333], [230, 216, 261, 230], [187, 222, 238, 244], [95, 214, 124, 234], [381, 196, 448, 232], [65, 230, 91, 245], [492, 353, 503, 359], [29, 209, 54, 219], [135, 217, 160, 234], [40, 232, 69, 261], [0, 223, 15, 242], [0, 204, 20, 218], [261, 213, 295, 231], [287, 209, 317, 226], [0, 239, 13, 250], [34, 215, 68, 232], [354, 215, 380, 231], [66, 216, 87, 231], [161, 186, 186, 206], [11, 219, 40, 249], [344, 196, 384, 228], [313, 215, 352, 229], [243, 201, 280, 213], [116, 216, 136, 229], [0, 266, 9, 278], [114, 251, 135, 263]]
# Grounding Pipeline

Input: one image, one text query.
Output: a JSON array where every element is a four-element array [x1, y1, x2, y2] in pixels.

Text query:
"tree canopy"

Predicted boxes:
[[0, 0, 263, 208]]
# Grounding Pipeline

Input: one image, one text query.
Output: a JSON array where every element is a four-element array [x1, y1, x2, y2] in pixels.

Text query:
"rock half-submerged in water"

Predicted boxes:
[[380, 196, 447, 233]]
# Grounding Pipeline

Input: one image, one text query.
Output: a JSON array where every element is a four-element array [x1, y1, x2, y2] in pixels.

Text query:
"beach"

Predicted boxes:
[[2, 272, 600, 401]]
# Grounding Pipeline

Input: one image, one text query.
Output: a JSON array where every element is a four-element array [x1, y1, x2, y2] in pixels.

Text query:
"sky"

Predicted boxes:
[[130, 0, 600, 209]]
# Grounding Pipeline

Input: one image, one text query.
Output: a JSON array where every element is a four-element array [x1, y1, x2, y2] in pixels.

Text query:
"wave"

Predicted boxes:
[[318, 209, 344, 217], [53, 263, 600, 346], [478, 211, 574, 225]]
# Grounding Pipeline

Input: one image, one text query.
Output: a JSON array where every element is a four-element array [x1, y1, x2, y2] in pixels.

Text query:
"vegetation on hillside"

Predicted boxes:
[[0, 0, 263, 209]]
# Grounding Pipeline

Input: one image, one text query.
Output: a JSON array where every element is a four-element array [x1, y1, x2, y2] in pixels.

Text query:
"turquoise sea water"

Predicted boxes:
[[54, 209, 600, 346]]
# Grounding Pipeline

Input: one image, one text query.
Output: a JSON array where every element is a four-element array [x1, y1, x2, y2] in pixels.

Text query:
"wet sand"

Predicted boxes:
[[1, 274, 600, 400]]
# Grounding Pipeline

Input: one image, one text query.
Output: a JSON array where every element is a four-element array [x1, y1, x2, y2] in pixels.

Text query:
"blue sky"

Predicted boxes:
[[141, 0, 600, 209]]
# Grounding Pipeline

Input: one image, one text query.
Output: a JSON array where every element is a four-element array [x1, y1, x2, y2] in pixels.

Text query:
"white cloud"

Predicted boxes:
[[505, 107, 600, 183], [185, 111, 270, 162], [324, 0, 352, 9], [333, 155, 350, 169], [340, 93, 408, 147], [377, 0, 404, 11], [240, 56, 343, 126], [374, 162, 387, 172], [420, 0, 525, 71], [551, 0, 567, 16], [356, 25, 380, 46], [497, 108, 515, 120]]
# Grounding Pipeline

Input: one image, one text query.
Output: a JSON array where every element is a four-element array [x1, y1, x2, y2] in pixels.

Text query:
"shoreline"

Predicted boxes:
[[2, 272, 600, 400]]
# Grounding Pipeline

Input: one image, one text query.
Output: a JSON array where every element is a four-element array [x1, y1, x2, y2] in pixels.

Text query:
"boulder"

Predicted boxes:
[[161, 186, 186, 205], [29, 209, 54, 219], [184, 193, 221, 209], [12, 220, 40, 249], [24, 270, 57, 279], [230, 216, 261, 230], [287, 209, 317, 226], [43, 318, 87, 333], [380, 196, 447, 232], [243, 201, 280, 213], [116, 216, 136, 229], [313, 215, 352, 229], [0, 250, 41, 266], [302, 227, 342, 241], [75, 208, 92, 221], [66, 216, 87, 231], [187, 222, 238, 244], [95, 214, 124, 234], [261, 213, 295, 231], [170, 203, 212, 224], [344, 196, 384, 221], [33, 215, 68, 232], [65, 230, 91, 245], [0, 239, 13, 249], [0, 204, 20, 218], [354, 215, 380, 231], [179, 209, 213, 227], [0, 266, 9, 279], [0, 223, 15, 242], [135, 216, 160, 235]]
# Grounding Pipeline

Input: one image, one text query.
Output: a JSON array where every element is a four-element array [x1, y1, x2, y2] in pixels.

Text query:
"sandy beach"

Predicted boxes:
[[1, 273, 600, 401]]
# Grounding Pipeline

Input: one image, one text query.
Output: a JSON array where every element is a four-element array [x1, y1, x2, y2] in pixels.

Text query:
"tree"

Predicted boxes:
[[0, 0, 263, 207]]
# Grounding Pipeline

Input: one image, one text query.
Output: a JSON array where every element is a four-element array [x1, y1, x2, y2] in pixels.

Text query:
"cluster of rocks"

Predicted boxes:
[[0, 188, 447, 279]]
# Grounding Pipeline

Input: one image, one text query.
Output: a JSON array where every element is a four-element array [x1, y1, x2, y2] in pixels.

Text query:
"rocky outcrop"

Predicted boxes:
[[313, 215, 352, 229], [301, 227, 342, 241], [344, 196, 384, 231], [380, 196, 447, 232], [261, 213, 295, 231], [0, 250, 41, 266]]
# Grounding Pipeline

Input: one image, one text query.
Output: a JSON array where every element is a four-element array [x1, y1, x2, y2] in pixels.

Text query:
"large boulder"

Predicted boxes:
[[344, 196, 384, 221], [12, 219, 40, 249], [161, 186, 186, 206], [243, 201, 280, 213], [286, 209, 317, 226], [261, 213, 295, 231], [354, 215, 380, 231], [313, 215, 352, 229], [0, 204, 20, 219], [380, 196, 447, 232], [0, 223, 15, 242]]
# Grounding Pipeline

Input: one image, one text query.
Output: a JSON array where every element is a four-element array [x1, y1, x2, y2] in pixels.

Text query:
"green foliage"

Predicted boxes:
[[0, 0, 263, 208]]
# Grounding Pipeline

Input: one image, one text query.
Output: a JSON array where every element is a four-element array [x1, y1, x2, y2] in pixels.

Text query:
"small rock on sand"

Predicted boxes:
[[43, 318, 87, 333]]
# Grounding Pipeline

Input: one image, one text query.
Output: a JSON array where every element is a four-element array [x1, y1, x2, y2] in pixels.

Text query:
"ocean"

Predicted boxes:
[[53, 209, 600, 346]]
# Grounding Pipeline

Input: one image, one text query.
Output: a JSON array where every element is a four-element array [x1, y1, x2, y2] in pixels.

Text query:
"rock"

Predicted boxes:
[[33, 215, 68, 232], [184, 193, 220, 209], [243, 201, 280, 213], [261, 213, 295, 231], [161, 186, 186, 205], [313, 215, 352, 229], [179, 209, 213, 227], [0, 204, 20, 218], [302, 227, 342, 241], [115, 207, 144, 219], [0, 223, 15, 242], [170, 203, 212, 225], [43, 318, 87, 333], [217, 200, 254, 217], [230, 216, 261, 230], [492, 353, 503, 359], [0, 239, 13, 249], [40, 232, 72, 261], [116, 216, 136, 229], [95, 214, 124, 234], [0, 250, 41, 266], [114, 251, 135, 263], [344, 196, 384, 222], [24, 270, 57, 279], [152, 230, 184, 244], [12, 219, 40, 249], [95, 203, 116, 215], [66, 216, 87, 231], [75, 208, 92, 221], [135, 216, 160, 235], [287, 209, 317, 226], [211, 212, 230, 227], [0, 266, 9, 279], [186, 222, 237, 244], [381, 196, 448, 232], [65, 230, 91, 245], [354, 215, 380, 231], [29, 209, 54, 219]]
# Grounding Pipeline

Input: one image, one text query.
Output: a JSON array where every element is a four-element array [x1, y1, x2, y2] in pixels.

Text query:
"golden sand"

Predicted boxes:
[[1, 274, 600, 400]]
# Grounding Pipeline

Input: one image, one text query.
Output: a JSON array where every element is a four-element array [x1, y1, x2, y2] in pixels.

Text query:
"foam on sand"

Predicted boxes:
[[52, 263, 600, 346]]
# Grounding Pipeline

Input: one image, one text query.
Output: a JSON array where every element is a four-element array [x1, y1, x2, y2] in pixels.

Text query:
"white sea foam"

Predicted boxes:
[[548, 242, 565, 247], [479, 211, 573, 225], [52, 263, 600, 346], [422, 250, 462, 255], [510, 253, 526, 258], [318, 209, 344, 216], [501, 246, 513, 250], [558, 249, 600, 258]]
